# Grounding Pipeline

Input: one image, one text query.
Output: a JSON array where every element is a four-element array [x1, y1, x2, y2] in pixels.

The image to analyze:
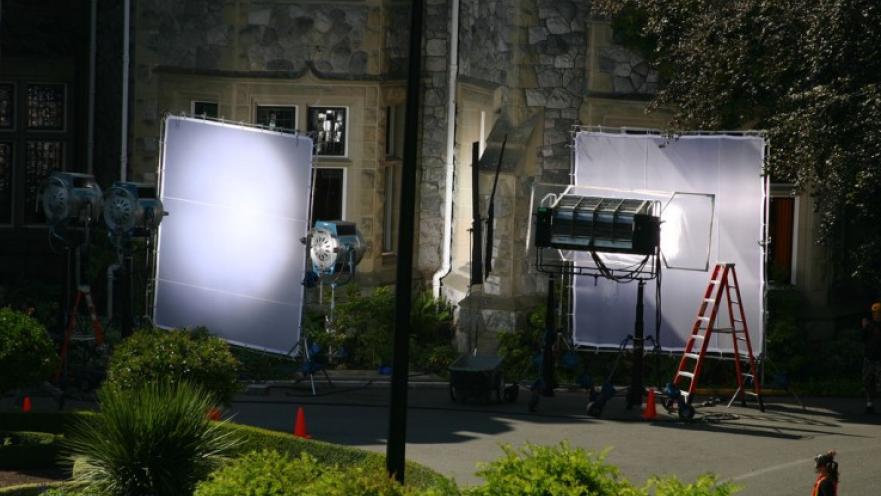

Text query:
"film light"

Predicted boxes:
[[42, 172, 103, 226], [103, 182, 166, 236], [534, 195, 660, 255], [309, 220, 365, 277]]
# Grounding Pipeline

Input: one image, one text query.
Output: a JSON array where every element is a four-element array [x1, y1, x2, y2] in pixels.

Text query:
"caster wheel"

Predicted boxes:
[[586, 401, 603, 417], [679, 403, 695, 420]]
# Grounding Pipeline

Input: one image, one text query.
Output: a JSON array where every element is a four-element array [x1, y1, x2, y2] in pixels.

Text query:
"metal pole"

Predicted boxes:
[[386, 0, 424, 483], [541, 275, 556, 394], [628, 280, 646, 409]]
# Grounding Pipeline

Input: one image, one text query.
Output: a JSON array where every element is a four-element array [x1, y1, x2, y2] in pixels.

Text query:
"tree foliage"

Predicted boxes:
[[595, 0, 881, 285]]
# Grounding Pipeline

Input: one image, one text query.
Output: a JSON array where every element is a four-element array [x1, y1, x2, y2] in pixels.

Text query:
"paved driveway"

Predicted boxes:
[[229, 383, 881, 495]]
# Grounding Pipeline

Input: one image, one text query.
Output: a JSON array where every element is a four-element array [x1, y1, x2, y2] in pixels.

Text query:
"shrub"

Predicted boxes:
[[466, 443, 641, 496], [219, 422, 454, 492], [0, 411, 453, 493], [646, 474, 740, 496], [322, 286, 455, 371], [106, 327, 240, 404], [65, 381, 238, 496], [0, 307, 59, 395], [195, 449, 452, 496]]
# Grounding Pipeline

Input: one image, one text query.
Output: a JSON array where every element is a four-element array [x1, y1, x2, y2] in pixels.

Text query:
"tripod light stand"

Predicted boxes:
[[534, 193, 661, 412]]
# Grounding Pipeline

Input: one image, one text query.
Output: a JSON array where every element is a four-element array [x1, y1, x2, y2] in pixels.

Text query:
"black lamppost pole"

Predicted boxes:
[[386, 0, 424, 483]]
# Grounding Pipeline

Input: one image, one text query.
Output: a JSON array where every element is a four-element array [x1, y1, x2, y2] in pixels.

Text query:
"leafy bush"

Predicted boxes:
[[106, 327, 240, 404], [0, 484, 67, 496], [0, 411, 452, 492], [195, 449, 448, 496], [65, 381, 237, 496], [466, 443, 739, 496], [646, 474, 740, 496], [319, 286, 456, 372], [467, 443, 641, 496], [0, 307, 59, 395]]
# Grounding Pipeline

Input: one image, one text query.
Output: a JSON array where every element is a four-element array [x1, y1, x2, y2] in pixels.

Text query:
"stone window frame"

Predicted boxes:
[[253, 103, 298, 133], [190, 100, 219, 119], [310, 165, 348, 225], [307, 106, 349, 159]]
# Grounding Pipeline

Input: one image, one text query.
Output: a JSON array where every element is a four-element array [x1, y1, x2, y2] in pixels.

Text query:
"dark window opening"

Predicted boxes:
[[192, 101, 218, 118], [311, 168, 344, 225], [255, 105, 296, 132], [769, 197, 794, 284]]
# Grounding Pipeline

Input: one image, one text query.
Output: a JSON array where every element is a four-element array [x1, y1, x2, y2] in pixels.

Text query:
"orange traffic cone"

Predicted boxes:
[[22, 396, 32, 413], [208, 407, 222, 421], [641, 389, 657, 421], [293, 407, 311, 439]]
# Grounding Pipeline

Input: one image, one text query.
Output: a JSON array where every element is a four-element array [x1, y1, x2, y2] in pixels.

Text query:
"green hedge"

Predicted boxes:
[[194, 449, 453, 496], [0, 431, 63, 470], [0, 412, 450, 492], [220, 422, 450, 491], [0, 482, 64, 495]]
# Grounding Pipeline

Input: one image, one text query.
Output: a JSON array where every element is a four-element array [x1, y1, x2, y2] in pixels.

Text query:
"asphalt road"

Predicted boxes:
[[229, 382, 881, 495]]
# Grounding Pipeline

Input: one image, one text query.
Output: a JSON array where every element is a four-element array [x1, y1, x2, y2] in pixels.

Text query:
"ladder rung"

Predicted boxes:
[[690, 335, 705, 341], [678, 371, 695, 379], [714, 327, 733, 333], [741, 373, 754, 378], [709, 280, 721, 285], [697, 316, 710, 321], [703, 298, 715, 303], [684, 352, 701, 360], [745, 391, 760, 397]]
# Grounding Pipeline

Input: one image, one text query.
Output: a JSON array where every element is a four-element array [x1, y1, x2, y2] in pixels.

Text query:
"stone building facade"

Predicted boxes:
[[125, 0, 829, 348]]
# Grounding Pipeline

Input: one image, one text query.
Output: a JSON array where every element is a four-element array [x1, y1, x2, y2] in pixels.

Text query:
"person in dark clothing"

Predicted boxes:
[[811, 450, 838, 496], [861, 302, 881, 414]]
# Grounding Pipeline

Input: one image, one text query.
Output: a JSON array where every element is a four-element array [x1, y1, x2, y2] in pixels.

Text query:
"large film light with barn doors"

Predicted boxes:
[[570, 130, 766, 353], [154, 116, 313, 354]]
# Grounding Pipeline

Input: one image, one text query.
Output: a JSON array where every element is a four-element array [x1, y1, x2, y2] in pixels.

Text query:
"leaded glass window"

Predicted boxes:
[[0, 83, 14, 130], [0, 143, 11, 223], [25, 83, 65, 130], [24, 140, 63, 223], [308, 107, 347, 156]]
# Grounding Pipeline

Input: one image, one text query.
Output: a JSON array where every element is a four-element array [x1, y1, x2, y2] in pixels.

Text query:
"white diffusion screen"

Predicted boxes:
[[154, 116, 313, 354], [572, 132, 766, 353]]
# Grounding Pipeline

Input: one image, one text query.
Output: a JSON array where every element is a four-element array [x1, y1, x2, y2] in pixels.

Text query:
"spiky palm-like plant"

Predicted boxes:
[[66, 381, 237, 496]]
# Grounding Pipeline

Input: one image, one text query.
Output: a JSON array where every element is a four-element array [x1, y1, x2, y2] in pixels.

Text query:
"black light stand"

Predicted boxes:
[[540, 275, 557, 396], [533, 195, 661, 414], [627, 280, 646, 409]]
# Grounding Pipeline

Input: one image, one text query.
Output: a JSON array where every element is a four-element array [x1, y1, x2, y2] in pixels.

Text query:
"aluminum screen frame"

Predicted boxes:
[[154, 116, 313, 355], [571, 130, 767, 354]]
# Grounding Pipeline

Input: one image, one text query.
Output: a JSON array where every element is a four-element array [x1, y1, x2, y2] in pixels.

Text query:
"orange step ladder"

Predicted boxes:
[[672, 263, 764, 411]]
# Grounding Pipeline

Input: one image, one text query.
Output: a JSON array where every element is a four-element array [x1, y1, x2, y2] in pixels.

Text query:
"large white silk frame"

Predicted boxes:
[[154, 116, 313, 355], [571, 131, 766, 354]]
